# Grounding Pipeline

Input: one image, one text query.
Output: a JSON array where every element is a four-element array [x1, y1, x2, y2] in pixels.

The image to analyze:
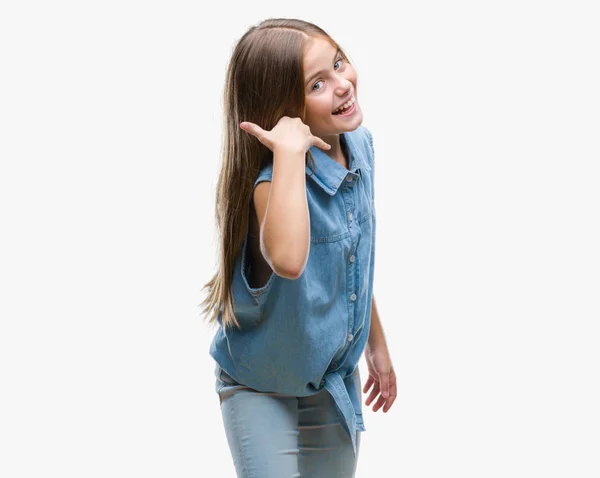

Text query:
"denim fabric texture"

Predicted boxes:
[[209, 125, 376, 458]]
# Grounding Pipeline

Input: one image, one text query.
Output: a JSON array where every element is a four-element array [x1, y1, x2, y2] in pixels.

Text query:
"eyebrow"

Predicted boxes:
[[305, 49, 341, 86]]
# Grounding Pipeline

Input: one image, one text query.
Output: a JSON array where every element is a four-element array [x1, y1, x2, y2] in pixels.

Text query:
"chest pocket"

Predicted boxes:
[[306, 167, 373, 243], [307, 185, 350, 243]]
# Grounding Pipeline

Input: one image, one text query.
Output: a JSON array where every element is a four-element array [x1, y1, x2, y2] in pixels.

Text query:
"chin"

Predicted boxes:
[[311, 109, 364, 137], [337, 109, 364, 133]]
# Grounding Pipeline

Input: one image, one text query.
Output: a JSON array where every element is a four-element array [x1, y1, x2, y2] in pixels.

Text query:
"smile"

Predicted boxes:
[[332, 100, 357, 117]]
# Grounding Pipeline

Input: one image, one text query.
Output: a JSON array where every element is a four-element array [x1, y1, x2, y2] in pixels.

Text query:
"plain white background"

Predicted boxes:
[[1, 0, 599, 476]]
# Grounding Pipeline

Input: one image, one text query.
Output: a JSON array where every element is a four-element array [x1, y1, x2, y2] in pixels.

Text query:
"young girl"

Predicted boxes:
[[200, 17, 396, 477]]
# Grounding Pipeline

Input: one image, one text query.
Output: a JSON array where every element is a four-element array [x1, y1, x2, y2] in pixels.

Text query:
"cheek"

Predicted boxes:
[[306, 99, 330, 119], [346, 66, 358, 86]]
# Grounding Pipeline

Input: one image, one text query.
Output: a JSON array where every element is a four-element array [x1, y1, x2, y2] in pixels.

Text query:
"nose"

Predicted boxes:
[[335, 77, 353, 97]]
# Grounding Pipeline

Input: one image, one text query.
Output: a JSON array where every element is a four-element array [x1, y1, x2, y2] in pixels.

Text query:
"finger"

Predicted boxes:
[[365, 392, 377, 407], [382, 377, 397, 413], [389, 375, 397, 397], [379, 373, 390, 398], [363, 376, 374, 394], [365, 388, 377, 406], [240, 122, 266, 141], [312, 135, 331, 151], [372, 393, 388, 413], [365, 383, 380, 407], [383, 394, 396, 413]]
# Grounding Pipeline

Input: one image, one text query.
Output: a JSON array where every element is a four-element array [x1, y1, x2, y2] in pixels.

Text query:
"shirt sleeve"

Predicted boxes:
[[253, 160, 274, 191]]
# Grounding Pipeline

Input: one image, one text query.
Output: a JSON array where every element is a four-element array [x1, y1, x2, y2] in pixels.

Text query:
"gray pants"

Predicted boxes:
[[214, 363, 361, 477]]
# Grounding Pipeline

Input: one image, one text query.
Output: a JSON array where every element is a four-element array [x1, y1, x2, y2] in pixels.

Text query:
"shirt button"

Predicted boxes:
[[332, 362, 338, 369], [350, 293, 356, 301], [345, 175, 353, 182], [349, 255, 355, 263], [320, 378, 325, 387], [348, 212, 353, 221], [348, 334, 354, 342]]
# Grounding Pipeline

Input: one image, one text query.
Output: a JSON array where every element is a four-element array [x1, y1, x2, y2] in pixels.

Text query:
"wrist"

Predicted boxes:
[[273, 144, 306, 158]]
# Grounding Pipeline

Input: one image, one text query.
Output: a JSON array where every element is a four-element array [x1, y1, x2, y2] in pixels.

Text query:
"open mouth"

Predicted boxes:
[[332, 100, 357, 116]]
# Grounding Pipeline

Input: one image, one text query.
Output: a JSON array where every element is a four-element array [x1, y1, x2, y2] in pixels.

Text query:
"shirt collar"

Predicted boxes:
[[305, 130, 371, 196]]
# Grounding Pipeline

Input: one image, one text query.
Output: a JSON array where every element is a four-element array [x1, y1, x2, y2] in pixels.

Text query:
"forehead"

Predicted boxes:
[[303, 37, 337, 71]]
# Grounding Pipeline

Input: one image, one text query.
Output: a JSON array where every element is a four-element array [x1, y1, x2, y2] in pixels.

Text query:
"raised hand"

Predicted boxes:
[[240, 116, 331, 155]]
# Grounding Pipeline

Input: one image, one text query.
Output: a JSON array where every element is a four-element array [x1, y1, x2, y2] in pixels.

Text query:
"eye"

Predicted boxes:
[[311, 57, 345, 91]]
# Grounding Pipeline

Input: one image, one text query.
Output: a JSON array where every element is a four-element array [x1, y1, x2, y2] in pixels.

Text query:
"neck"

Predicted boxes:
[[320, 133, 348, 169]]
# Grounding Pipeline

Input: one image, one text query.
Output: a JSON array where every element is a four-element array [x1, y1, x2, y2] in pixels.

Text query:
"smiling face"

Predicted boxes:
[[303, 36, 363, 144]]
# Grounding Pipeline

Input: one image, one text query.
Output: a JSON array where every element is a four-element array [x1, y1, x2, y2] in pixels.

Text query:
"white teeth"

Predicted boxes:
[[333, 96, 355, 114]]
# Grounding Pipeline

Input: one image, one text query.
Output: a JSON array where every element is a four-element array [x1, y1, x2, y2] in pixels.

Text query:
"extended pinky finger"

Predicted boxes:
[[313, 136, 331, 150]]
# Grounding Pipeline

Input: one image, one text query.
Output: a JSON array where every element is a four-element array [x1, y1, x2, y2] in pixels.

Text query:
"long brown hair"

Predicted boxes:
[[199, 18, 350, 332]]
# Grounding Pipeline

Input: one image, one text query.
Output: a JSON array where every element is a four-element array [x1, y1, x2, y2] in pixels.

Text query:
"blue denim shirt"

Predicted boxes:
[[209, 125, 376, 458]]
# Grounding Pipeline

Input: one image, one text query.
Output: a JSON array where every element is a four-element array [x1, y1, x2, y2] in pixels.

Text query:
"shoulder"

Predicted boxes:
[[348, 125, 374, 156], [253, 154, 274, 189], [347, 125, 375, 170], [357, 124, 374, 143], [252, 154, 274, 227]]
